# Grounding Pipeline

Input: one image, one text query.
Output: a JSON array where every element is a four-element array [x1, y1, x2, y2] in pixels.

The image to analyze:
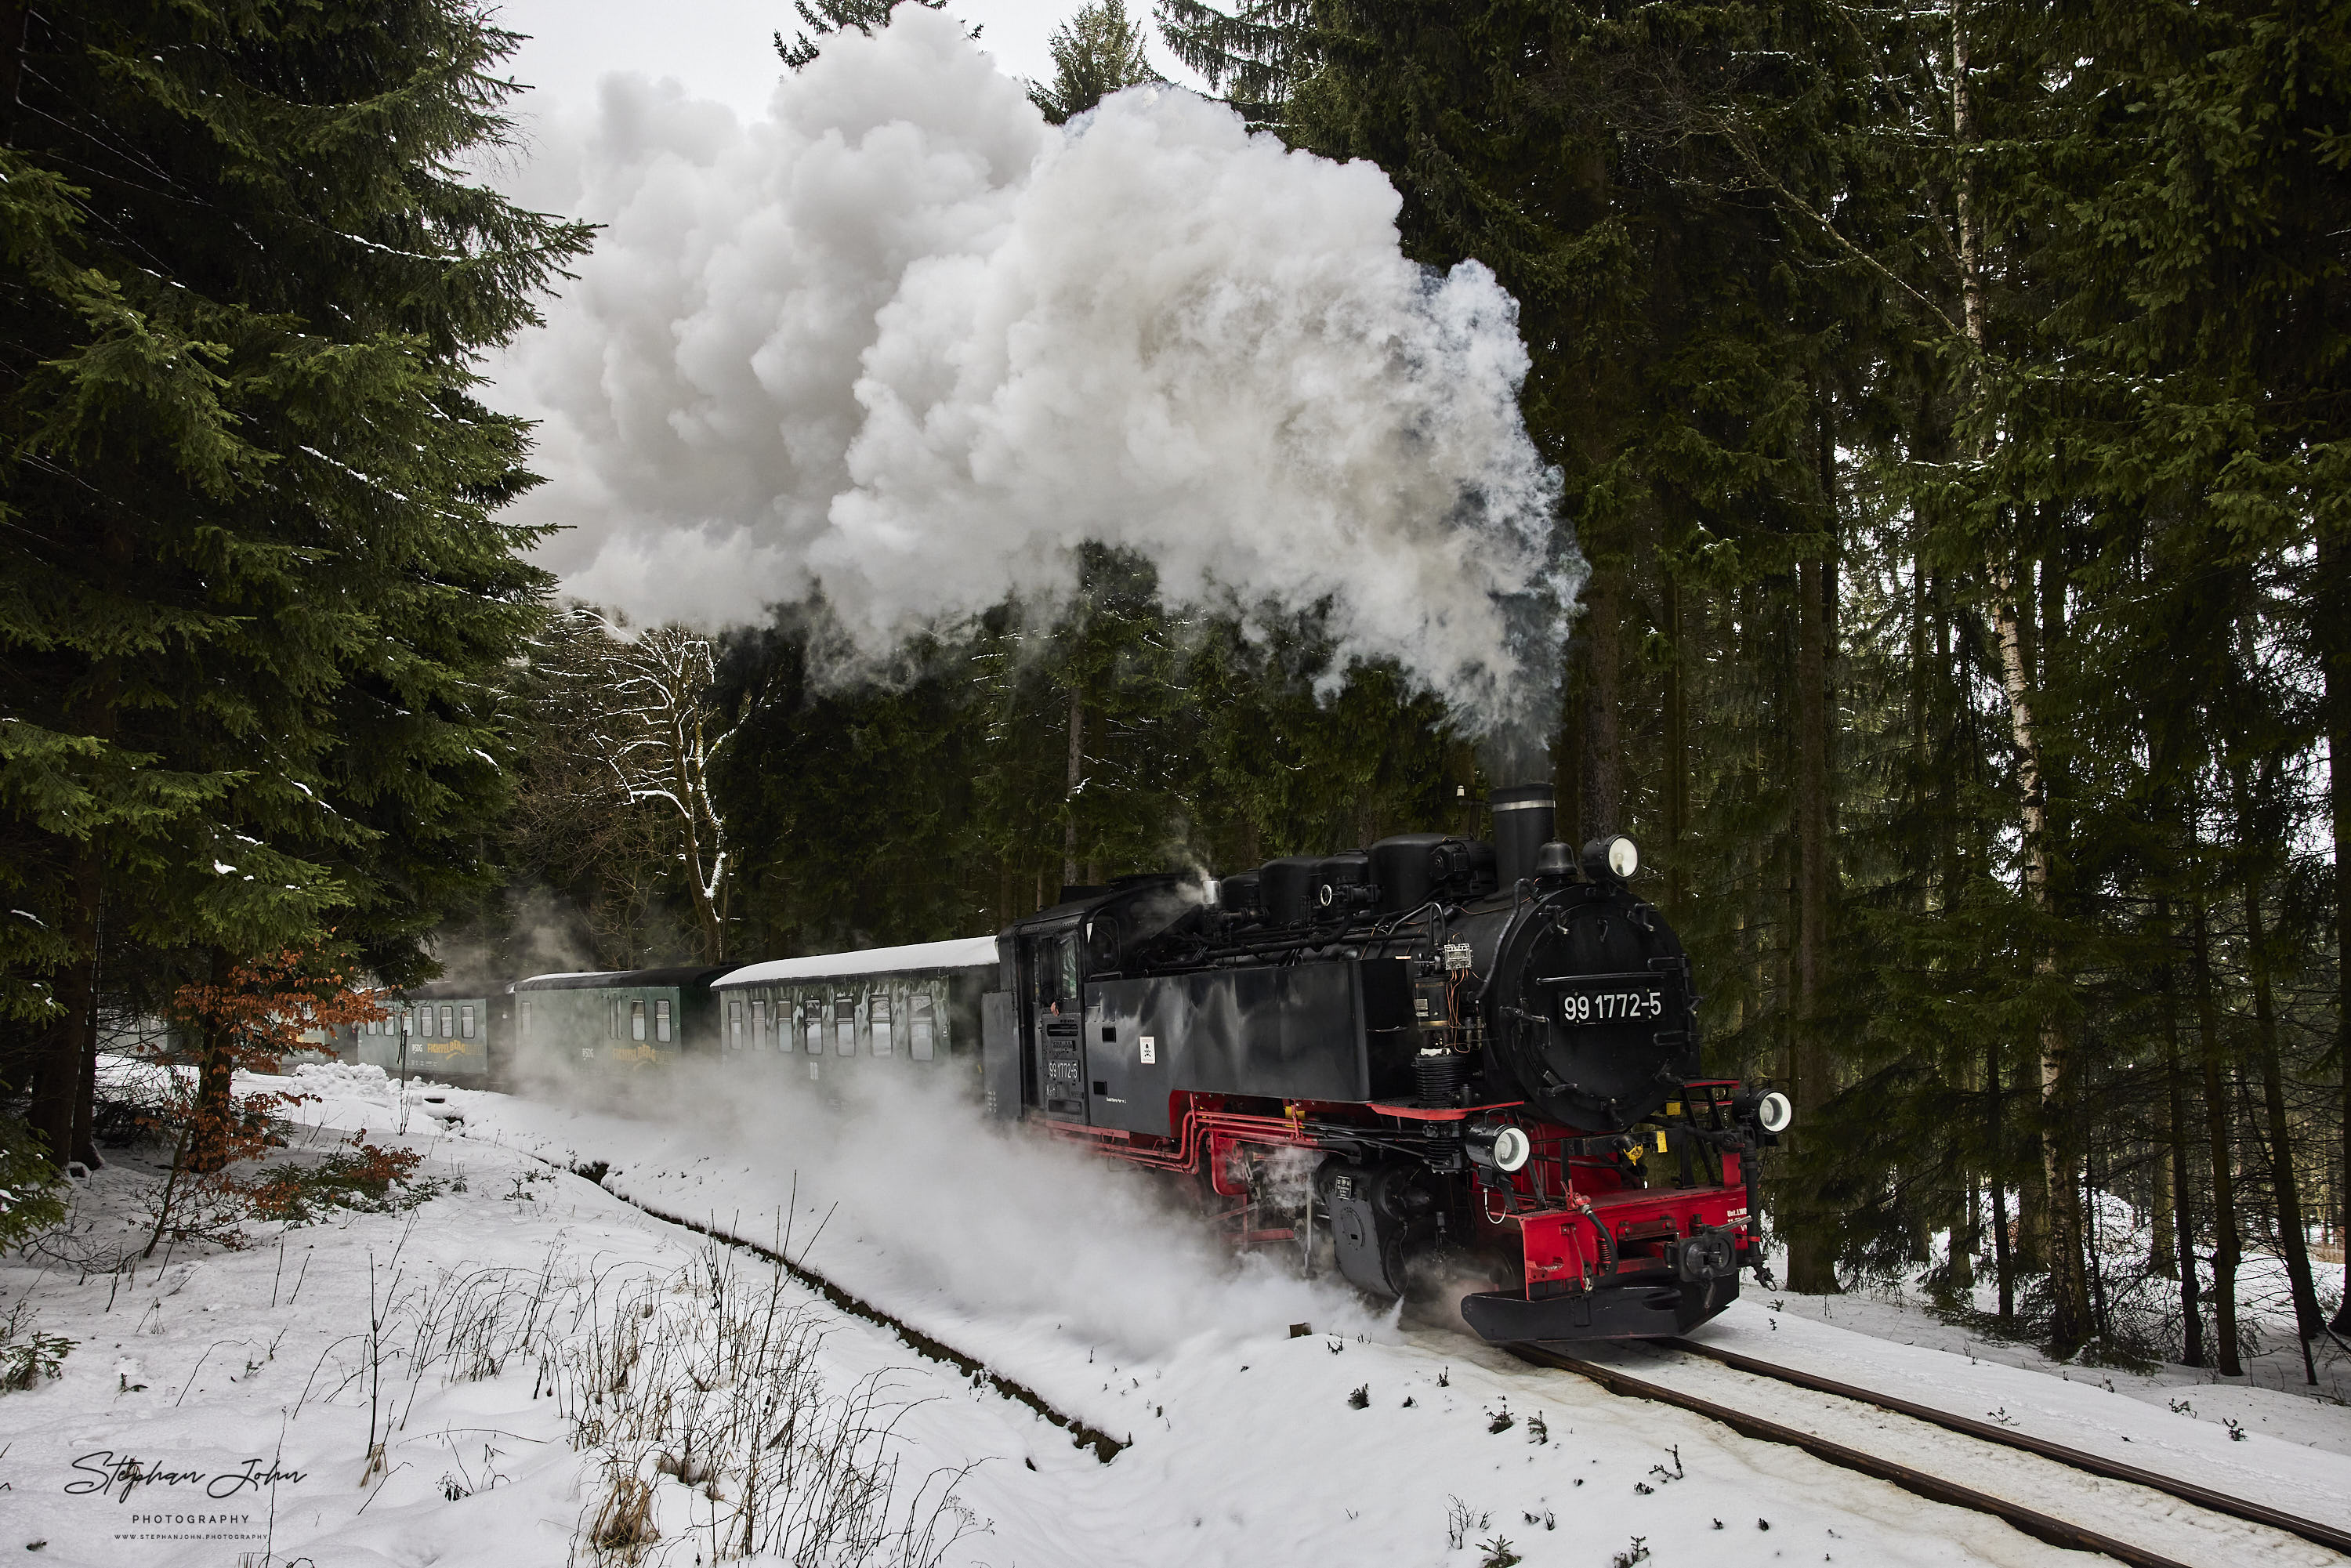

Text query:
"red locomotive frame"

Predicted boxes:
[[1047, 1080, 1755, 1337]]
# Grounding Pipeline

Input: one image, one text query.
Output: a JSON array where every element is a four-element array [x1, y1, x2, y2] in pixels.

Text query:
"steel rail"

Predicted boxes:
[[1656, 1334, 2351, 1559], [1516, 1342, 2201, 1568]]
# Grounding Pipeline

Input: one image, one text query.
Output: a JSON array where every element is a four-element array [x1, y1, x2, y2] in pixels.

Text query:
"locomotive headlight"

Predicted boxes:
[[1581, 835, 1639, 882], [1756, 1091, 1793, 1134], [1465, 1121, 1531, 1174]]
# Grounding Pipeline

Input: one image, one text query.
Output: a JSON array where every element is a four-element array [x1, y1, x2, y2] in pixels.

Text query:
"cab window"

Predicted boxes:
[[1033, 932, 1080, 1015]]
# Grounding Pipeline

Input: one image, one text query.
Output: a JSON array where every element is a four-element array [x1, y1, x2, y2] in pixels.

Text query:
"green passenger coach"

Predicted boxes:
[[335, 981, 506, 1085], [710, 936, 998, 1088], [511, 966, 732, 1070]]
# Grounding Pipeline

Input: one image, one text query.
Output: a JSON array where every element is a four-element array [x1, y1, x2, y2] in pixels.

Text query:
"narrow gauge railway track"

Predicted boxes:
[[1516, 1338, 2351, 1567]]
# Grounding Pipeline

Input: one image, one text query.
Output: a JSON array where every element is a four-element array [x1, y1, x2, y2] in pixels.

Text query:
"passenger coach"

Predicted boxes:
[[711, 936, 998, 1087], [512, 966, 732, 1070], [331, 980, 506, 1085]]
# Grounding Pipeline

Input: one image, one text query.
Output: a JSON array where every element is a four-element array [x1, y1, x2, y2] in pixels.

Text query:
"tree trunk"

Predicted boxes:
[[1951, 1174, 1976, 1293], [1951, 11, 2087, 1348], [71, 991, 100, 1171], [677, 712, 726, 962], [2319, 527, 2351, 1334], [2157, 896, 2201, 1363], [1063, 683, 1084, 887], [1786, 552, 1838, 1295], [1910, 531, 1930, 911], [1934, 578, 1958, 906], [1556, 632, 1585, 850], [30, 847, 103, 1171], [2243, 856, 2324, 1369], [1577, 565, 1623, 839], [2016, 1157, 2047, 1273], [187, 1000, 238, 1181], [2150, 1139, 2175, 1280], [2190, 896, 2244, 1376], [1989, 1035, 2013, 1327], [24, 1012, 74, 1168], [1662, 568, 1686, 917]]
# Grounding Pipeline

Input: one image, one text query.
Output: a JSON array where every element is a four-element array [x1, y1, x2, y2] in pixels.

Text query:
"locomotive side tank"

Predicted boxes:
[[984, 786, 1788, 1344]]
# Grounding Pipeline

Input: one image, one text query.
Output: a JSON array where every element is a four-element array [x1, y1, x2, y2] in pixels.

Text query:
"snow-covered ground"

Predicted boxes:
[[2, 1059, 2347, 1566], [1737, 1274, 2351, 1451]]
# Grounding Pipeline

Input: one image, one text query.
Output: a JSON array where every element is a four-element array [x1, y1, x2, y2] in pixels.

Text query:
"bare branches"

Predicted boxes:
[[506, 607, 736, 964]]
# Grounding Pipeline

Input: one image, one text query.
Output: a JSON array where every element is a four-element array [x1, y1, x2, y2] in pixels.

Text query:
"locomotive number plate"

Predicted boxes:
[[1544, 972, 1671, 1027]]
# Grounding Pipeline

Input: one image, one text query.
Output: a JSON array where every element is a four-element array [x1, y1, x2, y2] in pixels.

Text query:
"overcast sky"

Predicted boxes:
[[487, 0, 1194, 129]]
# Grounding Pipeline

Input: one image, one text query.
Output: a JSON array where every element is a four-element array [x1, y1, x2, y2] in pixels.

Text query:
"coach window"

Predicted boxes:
[[440, 1004, 455, 1037], [834, 994, 856, 1055], [804, 998, 822, 1055], [748, 998, 765, 1050], [656, 998, 672, 1044], [630, 999, 647, 1041], [520, 999, 532, 1045], [461, 1004, 477, 1040], [729, 998, 743, 1049], [911, 990, 936, 1062], [871, 991, 893, 1057]]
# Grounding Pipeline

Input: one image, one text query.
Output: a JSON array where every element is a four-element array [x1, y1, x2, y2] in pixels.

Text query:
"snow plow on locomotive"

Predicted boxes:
[[981, 784, 1791, 1345]]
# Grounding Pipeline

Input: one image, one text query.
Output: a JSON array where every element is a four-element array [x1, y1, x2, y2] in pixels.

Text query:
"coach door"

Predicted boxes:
[[1020, 925, 1087, 1122]]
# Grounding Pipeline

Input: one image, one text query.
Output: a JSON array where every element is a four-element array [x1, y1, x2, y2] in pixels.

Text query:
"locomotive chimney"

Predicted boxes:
[[1490, 783, 1556, 888]]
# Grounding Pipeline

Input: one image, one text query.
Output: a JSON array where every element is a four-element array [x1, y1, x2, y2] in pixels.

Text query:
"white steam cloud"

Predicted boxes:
[[493, 6, 1573, 731]]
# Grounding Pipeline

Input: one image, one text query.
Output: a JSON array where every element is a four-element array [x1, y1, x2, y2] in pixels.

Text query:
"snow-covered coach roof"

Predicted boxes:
[[512, 965, 733, 992], [713, 935, 1000, 990]]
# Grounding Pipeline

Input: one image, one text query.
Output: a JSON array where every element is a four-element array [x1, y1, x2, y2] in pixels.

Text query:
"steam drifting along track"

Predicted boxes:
[[1516, 1338, 2351, 1568], [534, 1154, 1132, 1463]]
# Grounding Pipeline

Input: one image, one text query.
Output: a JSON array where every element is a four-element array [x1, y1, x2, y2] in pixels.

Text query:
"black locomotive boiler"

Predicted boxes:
[[981, 785, 1791, 1342]]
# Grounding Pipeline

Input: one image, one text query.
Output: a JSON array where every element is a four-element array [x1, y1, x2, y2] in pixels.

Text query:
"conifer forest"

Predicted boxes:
[[6, 0, 2349, 1386]]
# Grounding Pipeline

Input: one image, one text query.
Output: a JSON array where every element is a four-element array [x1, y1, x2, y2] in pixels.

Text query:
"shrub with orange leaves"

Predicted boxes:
[[136, 946, 397, 1255]]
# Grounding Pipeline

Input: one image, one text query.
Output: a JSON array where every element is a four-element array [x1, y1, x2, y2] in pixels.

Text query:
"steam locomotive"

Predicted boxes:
[[976, 784, 1788, 1342], [334, 784, 1787, 1344]]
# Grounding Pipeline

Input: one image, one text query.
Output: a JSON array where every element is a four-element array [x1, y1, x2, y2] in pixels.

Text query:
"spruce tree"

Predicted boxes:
[[774, 0, 955, 70], [1031, 1, 1162, 124], [0, 2, 589, 1167]]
